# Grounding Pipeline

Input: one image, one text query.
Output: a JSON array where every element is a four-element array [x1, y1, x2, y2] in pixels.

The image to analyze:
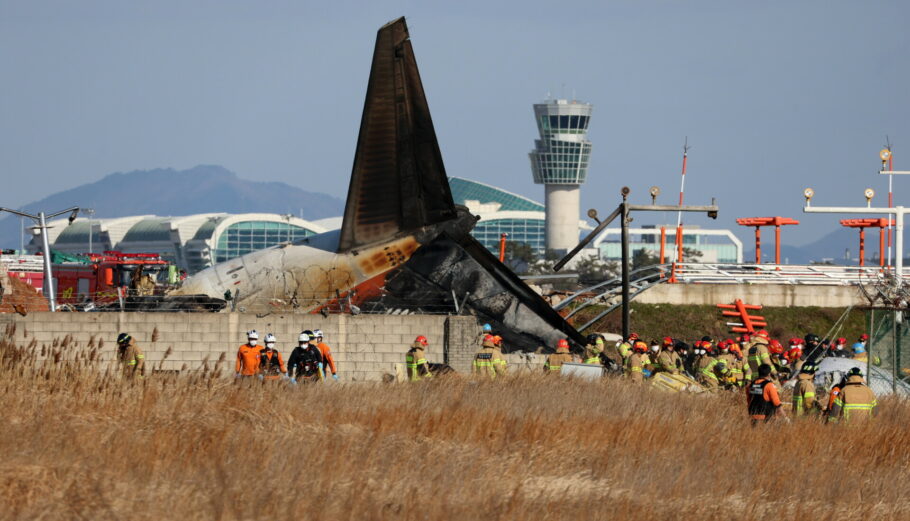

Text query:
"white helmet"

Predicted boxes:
[[264, 333, 276, 345], [298, 332, 310, 343], [247, 330, 259, 340], [313, 329, 324, 339]]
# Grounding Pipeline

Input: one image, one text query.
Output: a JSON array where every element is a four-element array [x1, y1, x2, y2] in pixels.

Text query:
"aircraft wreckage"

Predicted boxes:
[[170, 17, 585, 350]]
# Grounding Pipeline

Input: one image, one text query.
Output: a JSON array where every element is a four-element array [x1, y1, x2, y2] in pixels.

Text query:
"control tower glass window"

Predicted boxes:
[[530, 99, 593, 185]]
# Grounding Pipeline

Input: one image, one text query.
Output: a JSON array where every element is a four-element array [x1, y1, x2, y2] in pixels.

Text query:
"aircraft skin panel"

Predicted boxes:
[[338, 16, 456, 253]]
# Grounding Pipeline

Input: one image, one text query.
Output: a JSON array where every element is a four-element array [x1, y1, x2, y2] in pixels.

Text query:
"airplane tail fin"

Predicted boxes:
[[338, 17, 456, 253]]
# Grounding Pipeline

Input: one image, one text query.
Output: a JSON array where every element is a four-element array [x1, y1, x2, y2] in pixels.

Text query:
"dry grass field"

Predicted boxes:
[[1, 329, 908, 520]]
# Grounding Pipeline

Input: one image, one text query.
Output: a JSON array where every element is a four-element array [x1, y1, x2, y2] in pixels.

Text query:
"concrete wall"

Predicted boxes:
[[636, 283, 866, 308], [0, 312, 481, 381]]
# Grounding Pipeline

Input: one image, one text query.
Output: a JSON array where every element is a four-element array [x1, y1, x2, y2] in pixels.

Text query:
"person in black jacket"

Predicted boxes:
[[287, 331, 325, 383]]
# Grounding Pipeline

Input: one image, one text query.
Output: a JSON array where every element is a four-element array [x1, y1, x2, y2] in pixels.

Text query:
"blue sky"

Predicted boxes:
[[1, 0, 908, 246]]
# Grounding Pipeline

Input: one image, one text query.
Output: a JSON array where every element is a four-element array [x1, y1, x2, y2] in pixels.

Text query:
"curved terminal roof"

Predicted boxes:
[[121, 217, 171, 243], [449, 177, 544, 212]]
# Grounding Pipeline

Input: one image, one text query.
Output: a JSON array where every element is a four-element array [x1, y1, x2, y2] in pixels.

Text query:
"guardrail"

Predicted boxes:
[[671, 263, 906, 285]]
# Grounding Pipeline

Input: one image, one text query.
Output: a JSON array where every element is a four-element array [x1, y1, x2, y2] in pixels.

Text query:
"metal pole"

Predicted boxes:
[[859, 228, 865, 267], [896, 207, 904, 286], [893, 310, 899, 394], [39, 212, 57, 312], [621, 201, 631, 340], [754, 227, 761, 263], [867, 309, 874, 386]]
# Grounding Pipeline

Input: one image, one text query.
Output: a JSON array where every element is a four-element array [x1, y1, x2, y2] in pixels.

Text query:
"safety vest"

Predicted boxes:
[[473, 351, 497, 378], [832, 382, 877, 422], [700, 358, 719, 381], [406, 348, 432, 381], [747, 379, 777, 419]]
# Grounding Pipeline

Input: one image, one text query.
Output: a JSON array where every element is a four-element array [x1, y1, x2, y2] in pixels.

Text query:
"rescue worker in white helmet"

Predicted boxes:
[[287, 331, 324, 383], [235, 330, 263, 379], [258, 333, 287, 381], [313, 329, 339, 381]]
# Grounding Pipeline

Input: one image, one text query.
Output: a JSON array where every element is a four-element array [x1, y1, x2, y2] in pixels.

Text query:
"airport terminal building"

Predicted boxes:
[[31, 213, 330, 274]]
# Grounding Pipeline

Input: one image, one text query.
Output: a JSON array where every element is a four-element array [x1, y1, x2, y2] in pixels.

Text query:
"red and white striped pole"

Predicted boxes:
[[669, 138, 689, 283]]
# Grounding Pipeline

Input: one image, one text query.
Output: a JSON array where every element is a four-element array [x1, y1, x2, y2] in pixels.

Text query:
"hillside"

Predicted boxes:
[[0, 165, 344, 248], [573, 302, 867, 342]]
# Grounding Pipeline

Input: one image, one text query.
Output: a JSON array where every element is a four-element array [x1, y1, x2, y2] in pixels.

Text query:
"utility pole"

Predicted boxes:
[[0, 206, 79, 311], [555, 187, 718, 339]]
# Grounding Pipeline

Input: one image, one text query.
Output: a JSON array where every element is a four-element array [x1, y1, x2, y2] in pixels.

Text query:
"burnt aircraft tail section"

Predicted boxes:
[[338, 17, 457, 253]]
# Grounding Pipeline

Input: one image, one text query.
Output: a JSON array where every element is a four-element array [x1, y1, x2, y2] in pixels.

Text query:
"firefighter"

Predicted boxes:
[[785, 339, 804, 376], [747, 331, 777, 380], [544, 339, 573, 374], [851, 342, 869, 363], [828, 367, 877, 423], [476, 323, 493, 346], [617, 333, 638, 364], [287, 332, 324, 383], [235, 330, 262, 379], [803, 333, 822, 361], [656, 337, 682, 375], [405, 335, 433, 381], [747, 364, 784, 425], [491, 335, 508, 375], [583, 334, 604, 365], [625, 341, 649, 384], [695, 338, 720, 390], [258, 334, 286, 381], [830, 337, 849, 358], [313, 329, 339, 381], [116, 333, 145, 379], [728, 342, 746, 387], [792, 363, 818, 417], [473, 334, 506, 379], [716, 340, 738, 389]]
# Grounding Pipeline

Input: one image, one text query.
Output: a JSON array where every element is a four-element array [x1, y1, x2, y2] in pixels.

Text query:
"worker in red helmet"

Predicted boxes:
[[405, 335, 433, 381], [544, 339, 573, 374], [716, 340, 738, 389], [625, 341, 649, 384], [785, 341, 804, 376], [473, 334, 507, 379], [695, 337, 720, 390], [656, 337, 682, 375], [830, 337, 849, 358], [747, 332, 777, 381]]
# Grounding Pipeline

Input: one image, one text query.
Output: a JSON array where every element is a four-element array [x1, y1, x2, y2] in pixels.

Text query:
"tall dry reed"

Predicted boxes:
[[0, 332, 907, 520]]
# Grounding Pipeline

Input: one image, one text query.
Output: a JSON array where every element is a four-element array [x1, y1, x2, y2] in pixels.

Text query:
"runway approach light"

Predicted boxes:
[[804, 188, 815, 205], [865, 188, 875, 207], [649, 186, 661, 204], [881, 148, 892, 167]]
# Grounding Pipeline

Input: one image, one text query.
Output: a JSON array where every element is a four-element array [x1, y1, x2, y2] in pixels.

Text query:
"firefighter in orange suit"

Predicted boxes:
[[747, 364, 784, 425], [258, 333, 287, 381], [544, 339, 573, 373], [313, 329, 339, 381], [236, 330, 263, 378]]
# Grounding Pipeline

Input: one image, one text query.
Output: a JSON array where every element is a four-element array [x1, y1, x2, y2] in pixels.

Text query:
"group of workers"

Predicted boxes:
[[113, 321, 879, 424], [533, 328, 877, 423]]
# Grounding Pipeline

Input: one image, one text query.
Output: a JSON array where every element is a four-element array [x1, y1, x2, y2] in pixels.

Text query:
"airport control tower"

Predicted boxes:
[[529, 98, 593, 253]]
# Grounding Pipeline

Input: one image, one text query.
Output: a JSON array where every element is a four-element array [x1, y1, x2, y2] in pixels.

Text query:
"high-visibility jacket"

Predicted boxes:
[[236, 343, 263, 376], [618, 342, 632, 362], [853, 352, 869, 363], [696, 356, 719, 388], [119, 340, 146, 379], [792, 373, 817, 416], [626, 353, 646, 383], [472, 346, 506, 378], [829, 376, 877, 423], [583, 344, 602, 365], [259, 350, 286, 380], [544, 348, 572, 374], [406, 346, 432, 381], [747, 341, 776, 378], [656, 350, 681, 374], [717, 353, 737, 386], [317, 342, 338, 375], [747, 378, 781, 422]]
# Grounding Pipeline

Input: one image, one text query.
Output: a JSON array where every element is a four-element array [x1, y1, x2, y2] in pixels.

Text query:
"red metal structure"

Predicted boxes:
[[717, 299, 767, 334], [498, 233, 507, 262], [840, 218, 893, 267], [736, 217, 799, 264]]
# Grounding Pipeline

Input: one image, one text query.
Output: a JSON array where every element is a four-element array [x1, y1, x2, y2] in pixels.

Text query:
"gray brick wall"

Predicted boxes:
[[4, 312, 482, 382]]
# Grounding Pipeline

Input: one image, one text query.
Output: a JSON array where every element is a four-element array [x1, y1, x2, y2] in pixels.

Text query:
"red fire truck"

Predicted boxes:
[[53, 251, 174, 305]]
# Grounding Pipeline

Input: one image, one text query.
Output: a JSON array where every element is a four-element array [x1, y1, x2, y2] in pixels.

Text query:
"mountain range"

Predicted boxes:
[[0, 165, 345, 249]]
